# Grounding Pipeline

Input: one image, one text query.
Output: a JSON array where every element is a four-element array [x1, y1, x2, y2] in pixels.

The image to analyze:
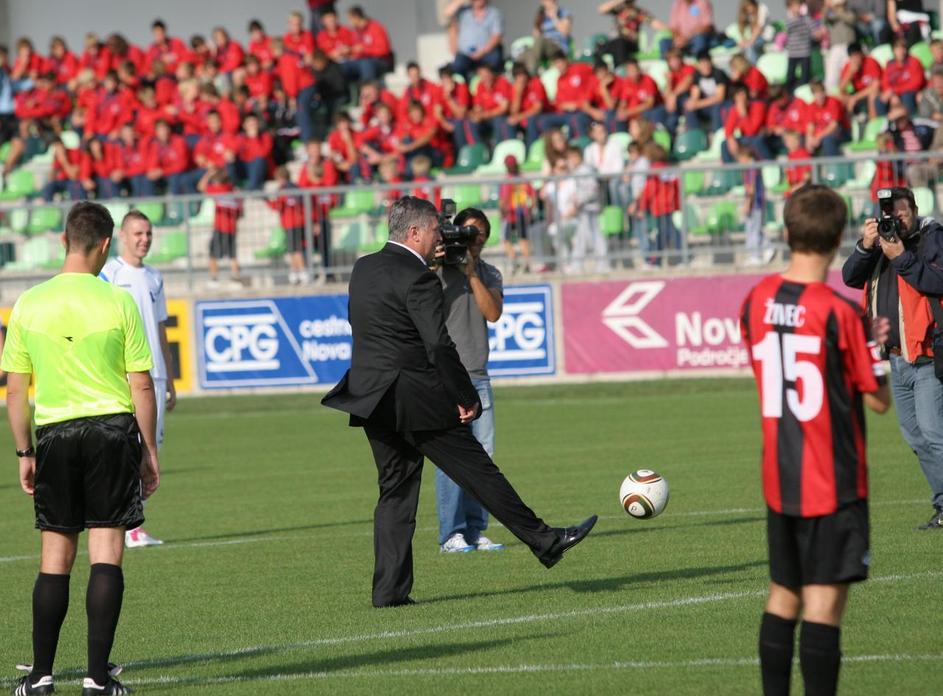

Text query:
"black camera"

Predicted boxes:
[[876, 188, 902, 241], [437, 198, 478, 266]]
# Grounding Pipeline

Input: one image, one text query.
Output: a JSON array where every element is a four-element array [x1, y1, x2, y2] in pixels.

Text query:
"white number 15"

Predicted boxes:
[[753, 332, 824, 422]]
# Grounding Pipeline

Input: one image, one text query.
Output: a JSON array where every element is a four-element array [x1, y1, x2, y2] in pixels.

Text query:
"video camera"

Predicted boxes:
[[876, 188, 903, 241], [437, 198, 478, 266]]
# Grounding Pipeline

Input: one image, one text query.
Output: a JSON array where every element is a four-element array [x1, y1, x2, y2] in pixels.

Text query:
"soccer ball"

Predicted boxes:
[[620, 470, 669, 519]]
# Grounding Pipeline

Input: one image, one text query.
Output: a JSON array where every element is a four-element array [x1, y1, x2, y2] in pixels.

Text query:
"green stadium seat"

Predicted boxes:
[[359, 221, 389, 254], [583, 33, 607, 59], [673, 128, 707, 161], [254, 227, 287, 260], [652, 126, 671, 152], [693, 128, 725, 163], [682, 168, 705, 195], [9, 208, 29, 234], [645, 60, 670, 91], [705, 200, 741, 234], [60, 130, 81, 149], [600, 206, 624, 236], [0, 141, 10, 162], [149, 230, 189, 264], [757, 52, 788, 85], [510, 36, 534, 60], [477, 139, 526, 175], [913, 186, 936, 216], [636, 29, 672, 61], [912, 41, 934, 69], [820, 162, 853, 187], [678, 201, 707, 236], [540, 67, 559, 103], [700, 168, 740, 196], [810, 49, 824, 82], [723, 22, 744, 44], [870, 43, 893, 67], [847, 159, 877, 190], [762, 164, 783, 191], [133, 202, 165, 225], [103, 202, 131, 227], [329, 189, 375, 219], [847, 117, 886, 152], [27, 207, 63, 235], [452, 183, 483, 210], [793, 84, 814, 103], [484, 211, 501, 245], [4, 236, 55, 271], [521, 138, 546, 173], [445, 142, 489, 175], [0, 169, 36, 201], [570, 135, 591, 150], [608, 131, 632, 153]]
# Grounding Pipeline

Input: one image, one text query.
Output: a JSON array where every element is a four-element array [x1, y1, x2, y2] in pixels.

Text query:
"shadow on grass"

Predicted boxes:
[[419, 559, 767, 605], [588, 514, 766, 541], [167, 518, 373, 543]]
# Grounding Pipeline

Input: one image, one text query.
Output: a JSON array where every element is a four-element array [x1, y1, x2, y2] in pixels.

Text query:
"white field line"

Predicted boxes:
[[112, 652, 943, 688], [0, 498, 929, 564]]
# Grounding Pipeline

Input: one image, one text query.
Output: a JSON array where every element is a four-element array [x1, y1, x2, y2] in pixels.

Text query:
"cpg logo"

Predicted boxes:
[[487, 286, 556, 377], [204, 312, 280, 372]]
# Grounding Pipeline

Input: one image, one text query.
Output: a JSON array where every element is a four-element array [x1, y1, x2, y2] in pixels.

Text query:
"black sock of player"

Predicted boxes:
[[31, 573, 70, 682], [799, 621, 841, 696], [86, 563, 124, 685], [759, 612, 796, 696]]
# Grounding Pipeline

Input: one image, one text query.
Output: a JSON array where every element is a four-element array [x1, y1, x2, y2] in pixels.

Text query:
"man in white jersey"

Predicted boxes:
[[100, 210, 176, 548]]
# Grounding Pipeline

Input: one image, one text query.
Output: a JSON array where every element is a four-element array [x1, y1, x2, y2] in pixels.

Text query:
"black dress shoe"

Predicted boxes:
[[374, 596, 416, 608], [540, 515, 598, 569]]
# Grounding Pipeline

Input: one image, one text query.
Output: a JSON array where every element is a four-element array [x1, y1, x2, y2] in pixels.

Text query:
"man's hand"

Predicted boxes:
[[19, 455, 35, 496], [879, 234, 905, 260], [166, 381, 177, 412], [871, 315, 891, 345], [861, 218, 879, 250], [140, 448, 160, 500], [458, 403, 479, 424], [463, 249, 477, 278]]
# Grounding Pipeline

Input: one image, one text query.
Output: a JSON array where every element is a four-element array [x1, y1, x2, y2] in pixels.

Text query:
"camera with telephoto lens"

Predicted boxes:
[[876, 188, 902, 241], [436, 198, 478, 265]]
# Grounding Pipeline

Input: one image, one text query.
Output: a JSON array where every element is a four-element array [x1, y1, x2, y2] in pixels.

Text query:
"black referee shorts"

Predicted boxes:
[[34, 414, 144, 533], [767, 499, 870, 588]]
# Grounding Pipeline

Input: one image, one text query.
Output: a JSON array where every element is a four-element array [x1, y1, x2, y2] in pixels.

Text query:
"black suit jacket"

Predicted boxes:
[[322, 243, 481, 431]]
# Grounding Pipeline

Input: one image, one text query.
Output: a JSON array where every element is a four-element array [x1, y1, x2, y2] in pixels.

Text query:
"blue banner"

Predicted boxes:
[[487, 284, 556, 377], [196, 295, 351, 389]]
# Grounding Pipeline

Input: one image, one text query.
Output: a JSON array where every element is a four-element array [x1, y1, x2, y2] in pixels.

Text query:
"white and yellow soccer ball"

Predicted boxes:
[[619, 470, 669, 519]]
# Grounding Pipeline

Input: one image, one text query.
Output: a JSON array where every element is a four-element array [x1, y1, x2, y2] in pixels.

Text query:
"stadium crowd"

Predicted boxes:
[[0, 0, 941, 270]]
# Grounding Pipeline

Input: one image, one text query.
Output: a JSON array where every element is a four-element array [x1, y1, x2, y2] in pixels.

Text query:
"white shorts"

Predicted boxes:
[[154, 377, 167, 450]]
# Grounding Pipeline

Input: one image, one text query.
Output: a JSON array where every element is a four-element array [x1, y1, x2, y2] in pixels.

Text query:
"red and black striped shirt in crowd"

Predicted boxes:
[[740, 275, 886, 517]]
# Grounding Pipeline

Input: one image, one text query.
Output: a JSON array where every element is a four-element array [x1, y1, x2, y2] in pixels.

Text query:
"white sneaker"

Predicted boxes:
[[474, 536, 505, 551], [125, 527, 163, 548], [288, 271, 299, 285], [298, 271, 311, 285], [440, 533, 474, 553], [206, 278, 220, 289]]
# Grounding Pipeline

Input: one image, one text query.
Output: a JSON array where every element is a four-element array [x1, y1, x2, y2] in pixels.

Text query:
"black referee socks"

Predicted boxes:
[[86, 563, 125, 686], [800, 621, 842, 696], [31, 572, 70, 681], [759, 611, 796, 696]]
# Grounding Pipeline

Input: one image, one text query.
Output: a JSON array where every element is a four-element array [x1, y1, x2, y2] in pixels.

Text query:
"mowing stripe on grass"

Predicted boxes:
[[114, 652, 943, 688]]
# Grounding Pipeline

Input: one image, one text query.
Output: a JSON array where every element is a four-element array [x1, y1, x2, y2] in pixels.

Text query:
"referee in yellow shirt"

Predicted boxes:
[[2, 202, 159, 696]]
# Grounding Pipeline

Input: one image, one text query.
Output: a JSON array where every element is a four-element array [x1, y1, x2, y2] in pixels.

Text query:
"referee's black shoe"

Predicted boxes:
[[916, 508, 943, 530], [540, 515, 599, 569], [81, 677, 132, 695], [12, 674, 54, 696]]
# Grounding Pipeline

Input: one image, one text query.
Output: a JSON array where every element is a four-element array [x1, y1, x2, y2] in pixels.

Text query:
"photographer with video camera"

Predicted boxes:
[[842, 187, 943, 530], [433, 203, 506, 553]]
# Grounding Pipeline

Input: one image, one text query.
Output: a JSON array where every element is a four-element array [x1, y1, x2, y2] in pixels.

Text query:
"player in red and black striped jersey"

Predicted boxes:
[[740, 185, 890, 696]]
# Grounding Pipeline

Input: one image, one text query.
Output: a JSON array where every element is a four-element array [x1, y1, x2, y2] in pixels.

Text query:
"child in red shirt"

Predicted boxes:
[[636, 143, 680, 266], [267, 165, 310, 284], [236, 113, 273, 189], [870, 132, 907, 207], [199, 168, 243, 286], [783, 131, 812, 197], [498, 155, 536, 269], [409, 155, 441, 208]]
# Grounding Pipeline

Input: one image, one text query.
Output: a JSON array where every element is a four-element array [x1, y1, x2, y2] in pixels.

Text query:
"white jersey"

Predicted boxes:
[[100, 258, 168, 380]]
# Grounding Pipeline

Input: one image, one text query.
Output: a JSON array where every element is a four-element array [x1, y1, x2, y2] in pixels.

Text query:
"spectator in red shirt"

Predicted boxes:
[[538, 52, 593, 139], [431, 65, 473, 154], [316, 8, 354, 63], [46, 36, 79, 87], [99, 33, 144, 78], [879, 37, 926, 115], [133, 85, 170, 140], [270, 37, 318, 142], [193, 110, 239, 182], [870, 131, 908, 205], [267, 165, 311, 284], [806, 80, 850, 157], [198, 168, 243, 286], [616, 57, 667, 131], [79, 136, 117, 199], [10, 37, 43, 81], [212, 27, 246, 77], [507, 62, 549, 146], [297, 138, 338, 267], [358, 102, 398, 174], [78, 33, 104, 79], [345, 5, 394, 81], [236, 113, 273, 189], [469, 62, 514, 144], [583, 61, 622, 135], [377, 158, 403, 211], [327, 111, 362, 181], [721, 83, 770, 162], [247, 19, 275, 69], [409, 154, 442, 208], [395, 101, 441, 174], [728, 53, 769, 100], [189, 34, 213, 71], [663, 48, 696, 135], [144, 19, 189, 75], [85, 70, 132, 140], [399, 62, 441, 121], [358, 80, 400, 129], [285, 10, 317, 59], [764, 84, 809, 155], [840, 43, 882, 120], [636, 142, 681, 265], [145, 119, 192, 196], [243, 55, 273, 99], [4, 72, 70, 175], [782, 130, 812, 197], [110, 123, 154, 197], [40, 137, 85, 201]]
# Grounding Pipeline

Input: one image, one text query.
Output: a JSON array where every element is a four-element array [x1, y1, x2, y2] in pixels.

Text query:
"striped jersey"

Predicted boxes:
[[740, 275, 885, 517]]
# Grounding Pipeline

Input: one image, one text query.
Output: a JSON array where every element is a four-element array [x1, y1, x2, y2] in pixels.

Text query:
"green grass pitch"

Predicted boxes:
[[0, 379, 939, 695]]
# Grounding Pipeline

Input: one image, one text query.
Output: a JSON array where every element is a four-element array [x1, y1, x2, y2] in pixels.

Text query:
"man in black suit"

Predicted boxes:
[[323, 196, 597, 607]]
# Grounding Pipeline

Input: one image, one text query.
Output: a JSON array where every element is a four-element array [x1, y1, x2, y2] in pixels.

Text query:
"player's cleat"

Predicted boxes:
[[440, 533, 474, 553], [916, 508, 943, 530], [81, 677, 132, 696], [16, 664, 121, 679], [125, 527, 163, 548], [11, 674, 54, 696], [474, 536, 505, 551]]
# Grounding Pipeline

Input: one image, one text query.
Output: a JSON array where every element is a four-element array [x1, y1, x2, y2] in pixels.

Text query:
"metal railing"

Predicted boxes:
[[0, 150, 937, 301]]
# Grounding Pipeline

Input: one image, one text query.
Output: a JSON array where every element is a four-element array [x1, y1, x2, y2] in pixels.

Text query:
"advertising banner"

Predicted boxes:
[[562, 271, 862, 375], [196, 295, 351, 389], [487, 284, 556, 377]]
